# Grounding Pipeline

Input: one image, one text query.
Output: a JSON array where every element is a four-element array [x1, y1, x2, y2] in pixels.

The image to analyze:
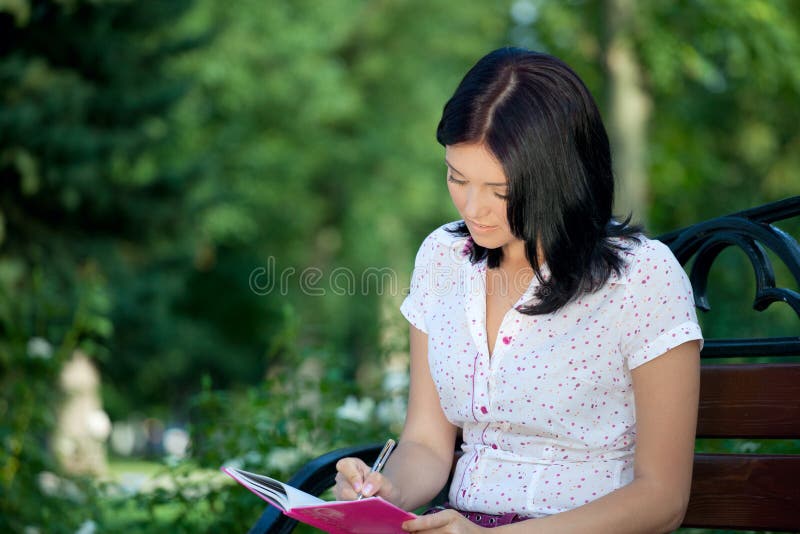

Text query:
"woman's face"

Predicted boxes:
[[445, 142, 524, 255]]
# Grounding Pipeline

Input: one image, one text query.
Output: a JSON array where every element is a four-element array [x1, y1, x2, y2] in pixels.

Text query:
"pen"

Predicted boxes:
[[356, 438, 396, 500]]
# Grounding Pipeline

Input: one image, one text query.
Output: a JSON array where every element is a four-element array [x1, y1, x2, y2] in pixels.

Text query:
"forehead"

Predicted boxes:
[[445, 143, 508, 184]]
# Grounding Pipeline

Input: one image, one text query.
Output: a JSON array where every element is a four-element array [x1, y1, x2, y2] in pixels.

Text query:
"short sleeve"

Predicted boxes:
[[620, 240, 704, 369], [399, 232, 441, 334]]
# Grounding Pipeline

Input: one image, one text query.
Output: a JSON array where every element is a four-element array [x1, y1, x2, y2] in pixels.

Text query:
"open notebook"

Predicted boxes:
[[222, 466, 416, 534]]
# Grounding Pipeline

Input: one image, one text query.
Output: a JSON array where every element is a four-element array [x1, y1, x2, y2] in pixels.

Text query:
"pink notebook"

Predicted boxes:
[[222, 466, 416, 534]]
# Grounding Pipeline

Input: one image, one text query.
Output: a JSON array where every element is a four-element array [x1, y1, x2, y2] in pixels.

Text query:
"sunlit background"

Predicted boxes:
[[2, 0, 799, 532]]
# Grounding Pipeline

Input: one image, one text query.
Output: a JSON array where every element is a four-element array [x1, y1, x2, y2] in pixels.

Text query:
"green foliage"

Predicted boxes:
[[180, 357, 396, 532], [0, 0, 205, 409], [85, 345, 399, 533], [2, 0, 800, 531], [167, 0, 511, 372], [524, 0, 800, 230], [0, 0, 199, 530], [522, 0, 800, 343], [0, 259, 111, 532]]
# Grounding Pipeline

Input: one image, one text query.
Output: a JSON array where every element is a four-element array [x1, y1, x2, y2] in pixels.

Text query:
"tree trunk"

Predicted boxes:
[[604, 0, 651, 226]]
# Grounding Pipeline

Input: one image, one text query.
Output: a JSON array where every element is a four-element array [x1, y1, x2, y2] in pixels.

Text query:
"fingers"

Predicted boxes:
[[333, 457, 369, 500], [360, 470, 387, 498], [402, 510, 476, 533]]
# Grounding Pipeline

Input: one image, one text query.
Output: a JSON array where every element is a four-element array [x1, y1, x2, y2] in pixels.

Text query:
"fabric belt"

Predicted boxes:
[[424, 503, 527, 528]]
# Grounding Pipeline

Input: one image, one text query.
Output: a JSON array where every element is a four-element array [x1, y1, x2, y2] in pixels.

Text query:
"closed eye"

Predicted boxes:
[[448, 174, 508, 199]]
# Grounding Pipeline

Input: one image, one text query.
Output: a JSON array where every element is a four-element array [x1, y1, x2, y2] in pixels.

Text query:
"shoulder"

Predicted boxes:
[[412, 220, 471, 267], [617, 235, 691, 290]]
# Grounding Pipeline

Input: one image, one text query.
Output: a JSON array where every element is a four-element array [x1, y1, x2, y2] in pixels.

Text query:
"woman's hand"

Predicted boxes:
[[402, 510, 488, 533], [333, 457, 396, 501]]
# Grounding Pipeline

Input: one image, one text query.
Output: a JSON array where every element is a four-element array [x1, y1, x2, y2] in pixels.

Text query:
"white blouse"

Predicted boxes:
[[400, 222, 703, 518]]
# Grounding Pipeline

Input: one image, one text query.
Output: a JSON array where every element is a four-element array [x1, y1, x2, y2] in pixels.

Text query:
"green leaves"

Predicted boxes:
[[3, 1, 799, 530]]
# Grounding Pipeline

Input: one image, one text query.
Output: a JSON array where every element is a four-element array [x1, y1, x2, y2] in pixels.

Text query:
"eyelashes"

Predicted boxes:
[[447, 174, 508, 200]]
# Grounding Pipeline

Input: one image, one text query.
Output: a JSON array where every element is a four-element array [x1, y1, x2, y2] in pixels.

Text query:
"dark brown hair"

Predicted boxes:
[[437, 47, 641, 314]]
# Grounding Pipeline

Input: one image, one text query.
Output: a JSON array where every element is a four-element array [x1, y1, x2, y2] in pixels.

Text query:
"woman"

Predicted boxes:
[[334, 47, 702, 533]]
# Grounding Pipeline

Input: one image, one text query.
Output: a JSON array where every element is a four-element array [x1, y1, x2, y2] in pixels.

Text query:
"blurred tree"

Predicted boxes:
[[0, 0, 797, 530], [604, 0, 651, 223], [171, 0, 511, 383], [0, 0, 205, 397], [1, 0, 513, 421], [0, 0, 200, 529], [515, 0, 800, 228], [511, 0, 800, 341], [3, 0, 797, 430]]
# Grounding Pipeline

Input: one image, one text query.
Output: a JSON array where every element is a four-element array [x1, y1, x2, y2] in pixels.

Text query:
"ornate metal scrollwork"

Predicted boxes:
[[657, 196, 800, 358]]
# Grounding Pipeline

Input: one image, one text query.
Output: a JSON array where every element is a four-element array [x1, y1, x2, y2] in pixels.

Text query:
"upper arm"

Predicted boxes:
[[400, 323, 458, 468], [631, 339, 701, 507], [396, 228, 458, 472]]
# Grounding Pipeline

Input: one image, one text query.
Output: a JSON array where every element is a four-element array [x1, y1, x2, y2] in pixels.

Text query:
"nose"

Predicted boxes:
[[462, 187, 491, 220]]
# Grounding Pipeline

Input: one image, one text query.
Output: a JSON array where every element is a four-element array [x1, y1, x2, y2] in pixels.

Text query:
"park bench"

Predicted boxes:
[[251, 196, 800, 533]]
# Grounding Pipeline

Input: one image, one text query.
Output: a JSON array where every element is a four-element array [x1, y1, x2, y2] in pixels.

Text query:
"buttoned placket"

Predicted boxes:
[[463, 261, 486, 418], [460, 258, 546, 505], [464, 261, 544, 420]]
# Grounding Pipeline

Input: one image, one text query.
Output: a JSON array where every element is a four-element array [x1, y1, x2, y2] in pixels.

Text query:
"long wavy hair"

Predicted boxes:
[[437, 47, 641, 315]]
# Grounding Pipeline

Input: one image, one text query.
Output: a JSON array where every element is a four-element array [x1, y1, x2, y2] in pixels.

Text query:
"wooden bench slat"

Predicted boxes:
[[697, 363, 800, 438], [683, 453, 800, 530]]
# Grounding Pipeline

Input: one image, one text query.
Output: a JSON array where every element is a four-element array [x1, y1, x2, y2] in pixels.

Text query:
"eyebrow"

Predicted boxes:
[[445, 159, 507, 187]]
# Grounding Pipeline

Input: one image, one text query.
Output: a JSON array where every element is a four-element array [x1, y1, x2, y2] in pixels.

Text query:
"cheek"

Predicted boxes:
[[447, 184, 465, 211], [493, 201, 510, 226]]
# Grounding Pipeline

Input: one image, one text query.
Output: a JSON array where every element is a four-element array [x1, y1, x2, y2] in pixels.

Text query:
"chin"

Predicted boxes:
[[470, 235, 502, 250]]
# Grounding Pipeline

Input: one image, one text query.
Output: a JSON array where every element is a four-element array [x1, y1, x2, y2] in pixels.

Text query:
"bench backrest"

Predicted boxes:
[[659, 196, 800, 531]]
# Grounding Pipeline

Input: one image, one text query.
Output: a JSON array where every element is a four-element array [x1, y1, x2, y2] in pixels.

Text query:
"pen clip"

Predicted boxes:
[[371, 438, 396, 473]]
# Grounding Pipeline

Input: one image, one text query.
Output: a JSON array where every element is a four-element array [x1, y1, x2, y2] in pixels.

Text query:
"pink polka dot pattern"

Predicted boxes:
[[400, 222, 703, 518]]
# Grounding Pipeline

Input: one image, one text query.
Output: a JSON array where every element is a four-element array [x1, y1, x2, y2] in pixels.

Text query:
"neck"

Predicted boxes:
[[501, 237, 548, 271], [501, 238, 535, 269]]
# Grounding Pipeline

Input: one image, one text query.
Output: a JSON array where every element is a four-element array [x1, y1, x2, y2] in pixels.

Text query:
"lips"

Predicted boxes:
[[467, 220, 498, 232]]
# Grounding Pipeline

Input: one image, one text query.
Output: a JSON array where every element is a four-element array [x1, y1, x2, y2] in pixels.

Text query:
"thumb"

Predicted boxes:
[[336, 457, 370, 492]]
